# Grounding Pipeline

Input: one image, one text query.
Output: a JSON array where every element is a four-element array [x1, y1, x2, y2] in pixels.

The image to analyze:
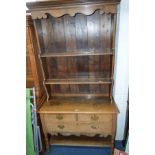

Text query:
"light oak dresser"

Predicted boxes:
[[26, 0, 120, 154]]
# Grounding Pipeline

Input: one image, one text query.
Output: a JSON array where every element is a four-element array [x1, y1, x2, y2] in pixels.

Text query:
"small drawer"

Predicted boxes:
[[44, 114, 76, 122], [46, 123, 77, 133], [78, 114, 112, 122], [77, 123, 112, 134]]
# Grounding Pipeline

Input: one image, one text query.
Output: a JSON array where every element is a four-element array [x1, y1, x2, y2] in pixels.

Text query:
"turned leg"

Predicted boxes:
[[111, 115, 117, 155], [45, 134, 50, 151], [40, 115, 50, 151], [111, 138, 114, 155]]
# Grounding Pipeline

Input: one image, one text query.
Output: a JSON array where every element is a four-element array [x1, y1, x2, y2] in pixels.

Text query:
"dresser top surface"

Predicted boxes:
[[39, 97, 119, 114]]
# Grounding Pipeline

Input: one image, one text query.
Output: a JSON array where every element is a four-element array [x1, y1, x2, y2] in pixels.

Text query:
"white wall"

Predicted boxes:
[[113, 0, 129, 140]]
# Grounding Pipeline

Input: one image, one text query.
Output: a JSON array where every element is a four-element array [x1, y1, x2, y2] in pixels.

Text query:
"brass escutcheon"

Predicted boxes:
[[91, 125, 97, 129], [91, 114, 99, 121], [57, 125, 64, 129], [56, 114, 63, 120]]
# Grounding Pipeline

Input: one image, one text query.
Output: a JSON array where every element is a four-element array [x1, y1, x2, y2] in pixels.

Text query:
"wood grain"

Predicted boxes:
[[63, 15, 79, 92], [41, 18, 52, 53], [75, 13, 89, 94], [34, 19, 46, 54], [52, 17, 66, 51]]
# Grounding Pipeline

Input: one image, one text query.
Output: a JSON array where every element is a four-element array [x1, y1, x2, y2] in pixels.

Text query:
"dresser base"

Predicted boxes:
[[39, 100, 118, 154]]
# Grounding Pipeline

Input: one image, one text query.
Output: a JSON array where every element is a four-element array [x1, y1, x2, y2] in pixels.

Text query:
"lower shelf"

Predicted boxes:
[[49, 135, 112, 147], [45, 77, 112, 85]]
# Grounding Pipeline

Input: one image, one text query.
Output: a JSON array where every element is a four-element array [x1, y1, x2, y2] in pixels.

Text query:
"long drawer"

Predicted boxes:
[[46, 122, 112, 134], [43, 114, 112, 123]]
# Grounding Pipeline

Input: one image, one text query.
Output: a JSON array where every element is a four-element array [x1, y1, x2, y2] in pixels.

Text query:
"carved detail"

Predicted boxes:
[[31, 5, 117, 19], [50, 132, 110, 137], [32, 12, 48, 19]]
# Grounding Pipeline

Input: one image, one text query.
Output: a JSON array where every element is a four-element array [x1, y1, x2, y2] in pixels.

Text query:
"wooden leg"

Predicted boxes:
[[40, 115, 50, 152], [45, 134, 50, 151], [111, 138, 114, 155]]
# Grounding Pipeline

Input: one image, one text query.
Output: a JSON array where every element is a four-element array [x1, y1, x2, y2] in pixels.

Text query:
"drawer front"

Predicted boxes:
[[78, 114, 112, 123], [44, 114, 76, 122], [46, 123, 77, 133], [78, 123, 112, 134], [46, 122, 112, 134]]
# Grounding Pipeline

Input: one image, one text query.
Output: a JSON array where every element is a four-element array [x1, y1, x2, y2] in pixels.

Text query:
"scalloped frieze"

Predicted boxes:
[[31, 5, 117, 19], [50, 132, 110, 137]]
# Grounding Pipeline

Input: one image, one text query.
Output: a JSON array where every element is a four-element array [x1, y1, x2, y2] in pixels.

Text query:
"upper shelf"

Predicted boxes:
[[40, 49, 114, 57], [45, 77, 112, 85]]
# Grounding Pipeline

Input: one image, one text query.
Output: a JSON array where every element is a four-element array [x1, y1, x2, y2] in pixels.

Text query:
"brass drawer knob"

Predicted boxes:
[[56, 114, 63, 120], [57, 125, 64, 129], [91, 125, 97, 129], [91, 115, 99, 121]]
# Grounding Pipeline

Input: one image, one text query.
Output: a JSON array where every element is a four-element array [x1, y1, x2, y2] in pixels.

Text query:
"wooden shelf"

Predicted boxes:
[[50, 93, 109, 98], [50, 135, 112, 147], [45, 78, 112, 85], [40, 50, 114, 57], [48, 96, 111, 105]]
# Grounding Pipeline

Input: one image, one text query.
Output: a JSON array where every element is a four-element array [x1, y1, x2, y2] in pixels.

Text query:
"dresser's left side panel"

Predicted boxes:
[[26, 15, 46, 108]]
